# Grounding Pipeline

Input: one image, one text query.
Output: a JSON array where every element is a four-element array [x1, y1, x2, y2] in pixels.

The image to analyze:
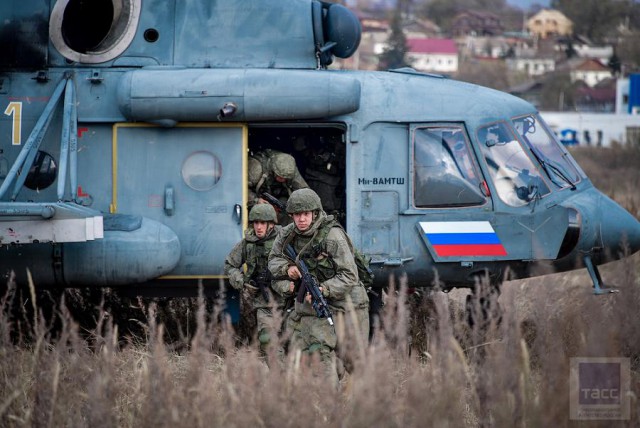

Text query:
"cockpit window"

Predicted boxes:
[[478, 122, 550, 207], [413, 126, 486, 208], [512, 114, 582, 189]]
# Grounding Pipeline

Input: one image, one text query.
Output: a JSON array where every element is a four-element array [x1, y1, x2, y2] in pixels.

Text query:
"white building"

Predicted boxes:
[[574, 45, 613, 64], [570, 58, 611, 87], [506, 56, 556, 76], [406, 38, 458, 74], [616, 75, 640, 114], [541, 112, 640, 146], [461, 35, 510, 59]]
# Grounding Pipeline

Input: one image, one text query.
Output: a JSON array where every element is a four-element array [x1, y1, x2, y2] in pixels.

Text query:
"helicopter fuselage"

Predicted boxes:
[[1, 0, 639, 295]]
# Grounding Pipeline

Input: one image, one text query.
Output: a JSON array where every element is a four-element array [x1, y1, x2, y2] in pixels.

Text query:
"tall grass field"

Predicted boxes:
[[1, 145, 639, 427]]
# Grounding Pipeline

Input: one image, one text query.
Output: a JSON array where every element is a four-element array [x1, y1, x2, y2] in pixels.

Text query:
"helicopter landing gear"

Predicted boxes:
[[583, 255, 619, 294]]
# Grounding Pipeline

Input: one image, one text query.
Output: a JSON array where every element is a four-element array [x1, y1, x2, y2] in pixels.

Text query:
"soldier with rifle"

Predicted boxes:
[[268, 188, 369, 387], [263, 192, 334, 325], [224, 204, 283, 353]]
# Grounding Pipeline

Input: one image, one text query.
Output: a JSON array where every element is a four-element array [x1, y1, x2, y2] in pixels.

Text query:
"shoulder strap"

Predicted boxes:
[[328, 221, 357, 255], [251, 152, 270, 193], [310, 219, 344, 253]]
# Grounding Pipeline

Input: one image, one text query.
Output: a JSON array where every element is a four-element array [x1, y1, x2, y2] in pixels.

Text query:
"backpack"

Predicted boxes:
[[315, 220, 375, 287], [352, 246, 375, 287]]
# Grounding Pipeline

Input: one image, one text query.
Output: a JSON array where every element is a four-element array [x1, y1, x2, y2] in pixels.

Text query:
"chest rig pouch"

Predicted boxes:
[[283, 220, 339, 283], [244, 237, 274, 282]]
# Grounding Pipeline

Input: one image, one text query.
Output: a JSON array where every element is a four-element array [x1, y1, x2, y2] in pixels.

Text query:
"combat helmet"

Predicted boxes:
[[247, 157, 263, 187], [249, 204, 278, 222], [271, 153, 296, 180], [286, 188, 323, 214]]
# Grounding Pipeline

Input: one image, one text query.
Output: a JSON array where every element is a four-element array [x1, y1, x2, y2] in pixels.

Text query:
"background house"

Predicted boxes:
[[407, 38, 458, 74], [462, 35, 511, 59], [404, 17, 441, 39], [616, 74, 640, 114], [574, 80, 616, 112], [570, 58, 612, 87], [451, 11, 504, 37], [354, 15, 390, 70], [506, 53, 555, 76], [527, 9, 573, 39]]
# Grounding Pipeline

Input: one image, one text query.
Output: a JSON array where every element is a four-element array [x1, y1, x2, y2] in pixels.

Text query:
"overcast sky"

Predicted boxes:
[[506, 0, 551, 9]]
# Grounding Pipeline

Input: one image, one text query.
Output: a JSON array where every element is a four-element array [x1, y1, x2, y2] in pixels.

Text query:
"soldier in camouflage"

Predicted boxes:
[[248, 149, 309, 224], [224, 204, 284, 352], [293, 135, 345, 218], [268, 188, 369, 386]]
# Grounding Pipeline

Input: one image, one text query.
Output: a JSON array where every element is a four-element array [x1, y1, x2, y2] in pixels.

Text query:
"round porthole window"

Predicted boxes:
[[23, 151, 57, 191], [181, 151, 222, 191]]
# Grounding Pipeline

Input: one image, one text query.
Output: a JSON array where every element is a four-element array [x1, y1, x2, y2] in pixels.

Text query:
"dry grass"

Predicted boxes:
[[2, 266, 639, 427], [570, 144, 640, 218], [1, 145, 639, 427]]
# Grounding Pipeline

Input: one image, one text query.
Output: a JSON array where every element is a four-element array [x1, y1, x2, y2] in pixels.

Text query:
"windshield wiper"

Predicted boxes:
[[522, 137, 576, 190]]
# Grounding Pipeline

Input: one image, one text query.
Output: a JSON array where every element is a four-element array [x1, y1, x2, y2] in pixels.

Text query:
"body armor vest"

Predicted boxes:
[[244, 234, 276, 282], [283, 219, 340, 283]]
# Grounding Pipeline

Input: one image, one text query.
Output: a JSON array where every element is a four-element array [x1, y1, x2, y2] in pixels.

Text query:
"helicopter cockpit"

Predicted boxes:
[[477, 115, 582, 208], [413, 126, 486, 208], [512, 114, 583, 189]]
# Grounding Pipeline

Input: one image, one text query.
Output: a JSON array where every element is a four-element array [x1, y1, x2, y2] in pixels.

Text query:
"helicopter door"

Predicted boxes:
[[113, 123, 246, 278]]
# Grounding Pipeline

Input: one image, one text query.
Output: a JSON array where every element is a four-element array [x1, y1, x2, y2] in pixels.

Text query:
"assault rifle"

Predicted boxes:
[[261, 192, 286, 212], [284, 244, 334, 326], [249, 268, 271, 301]]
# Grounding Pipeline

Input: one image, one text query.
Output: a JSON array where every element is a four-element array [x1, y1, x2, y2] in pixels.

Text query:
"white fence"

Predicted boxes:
[[540, 112, 640, 147]]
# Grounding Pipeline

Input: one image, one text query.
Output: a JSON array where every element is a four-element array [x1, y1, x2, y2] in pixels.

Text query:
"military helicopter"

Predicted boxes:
[[1, 0, 640, 306]]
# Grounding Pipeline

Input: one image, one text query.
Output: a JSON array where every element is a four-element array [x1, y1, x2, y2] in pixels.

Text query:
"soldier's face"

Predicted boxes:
[[292, 211, 313, 231], [253, 221, 271, 238], [274, 175, 287, 183]]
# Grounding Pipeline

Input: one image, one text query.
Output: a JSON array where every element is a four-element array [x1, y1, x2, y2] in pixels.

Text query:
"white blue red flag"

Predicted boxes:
[[419, 221, 507, 257]]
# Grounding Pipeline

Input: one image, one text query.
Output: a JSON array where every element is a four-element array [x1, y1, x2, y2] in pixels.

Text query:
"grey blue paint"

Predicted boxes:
[[1, 0, 639, 293]]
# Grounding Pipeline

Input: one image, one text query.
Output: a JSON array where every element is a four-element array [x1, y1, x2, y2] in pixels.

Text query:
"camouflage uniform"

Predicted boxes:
[[248, 149, 309, 224], [224, 205, 284, 351], [268, 189, 369, 385], [294, 135, 345, 216]]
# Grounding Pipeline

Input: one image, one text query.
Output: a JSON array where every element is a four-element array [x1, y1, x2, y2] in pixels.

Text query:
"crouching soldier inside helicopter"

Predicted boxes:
[[268, 189, 369, 387], [248, 149, 309, 225], [224, 204, 284, 353]]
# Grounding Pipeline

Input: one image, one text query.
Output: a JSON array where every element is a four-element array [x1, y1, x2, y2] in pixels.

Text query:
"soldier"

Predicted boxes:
[[224, 204, 283, 353], [293, 135, 345, 221], [248, 149, 309, 224], [268, 188, 369, 386]]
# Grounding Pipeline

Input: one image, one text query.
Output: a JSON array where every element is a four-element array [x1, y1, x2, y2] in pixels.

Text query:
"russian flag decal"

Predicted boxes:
[[419, 221, 507, 257]]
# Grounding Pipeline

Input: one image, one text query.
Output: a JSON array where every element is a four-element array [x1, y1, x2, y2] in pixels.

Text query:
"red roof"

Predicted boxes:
[[407, 38, 458, 55], [576, 86, 615, 103], [576, 58, 609, 71]]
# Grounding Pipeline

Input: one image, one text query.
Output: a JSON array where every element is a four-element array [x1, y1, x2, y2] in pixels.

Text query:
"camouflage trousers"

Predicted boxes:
[[334, 306, 369, 353], [286, 309, 338, 387], [256, 307, 282, 352], [285, 305, 369, 386]]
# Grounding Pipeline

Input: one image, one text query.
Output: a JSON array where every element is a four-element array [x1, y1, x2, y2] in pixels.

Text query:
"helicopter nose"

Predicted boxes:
[[596, 193, 640, 258]]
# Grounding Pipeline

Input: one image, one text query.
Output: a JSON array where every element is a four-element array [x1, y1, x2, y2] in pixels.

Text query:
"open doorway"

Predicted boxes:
[[248, 125, 347, 227]]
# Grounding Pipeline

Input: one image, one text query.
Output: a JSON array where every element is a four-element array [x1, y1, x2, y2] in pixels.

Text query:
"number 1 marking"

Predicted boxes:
[[4, 101, 22, 145]]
